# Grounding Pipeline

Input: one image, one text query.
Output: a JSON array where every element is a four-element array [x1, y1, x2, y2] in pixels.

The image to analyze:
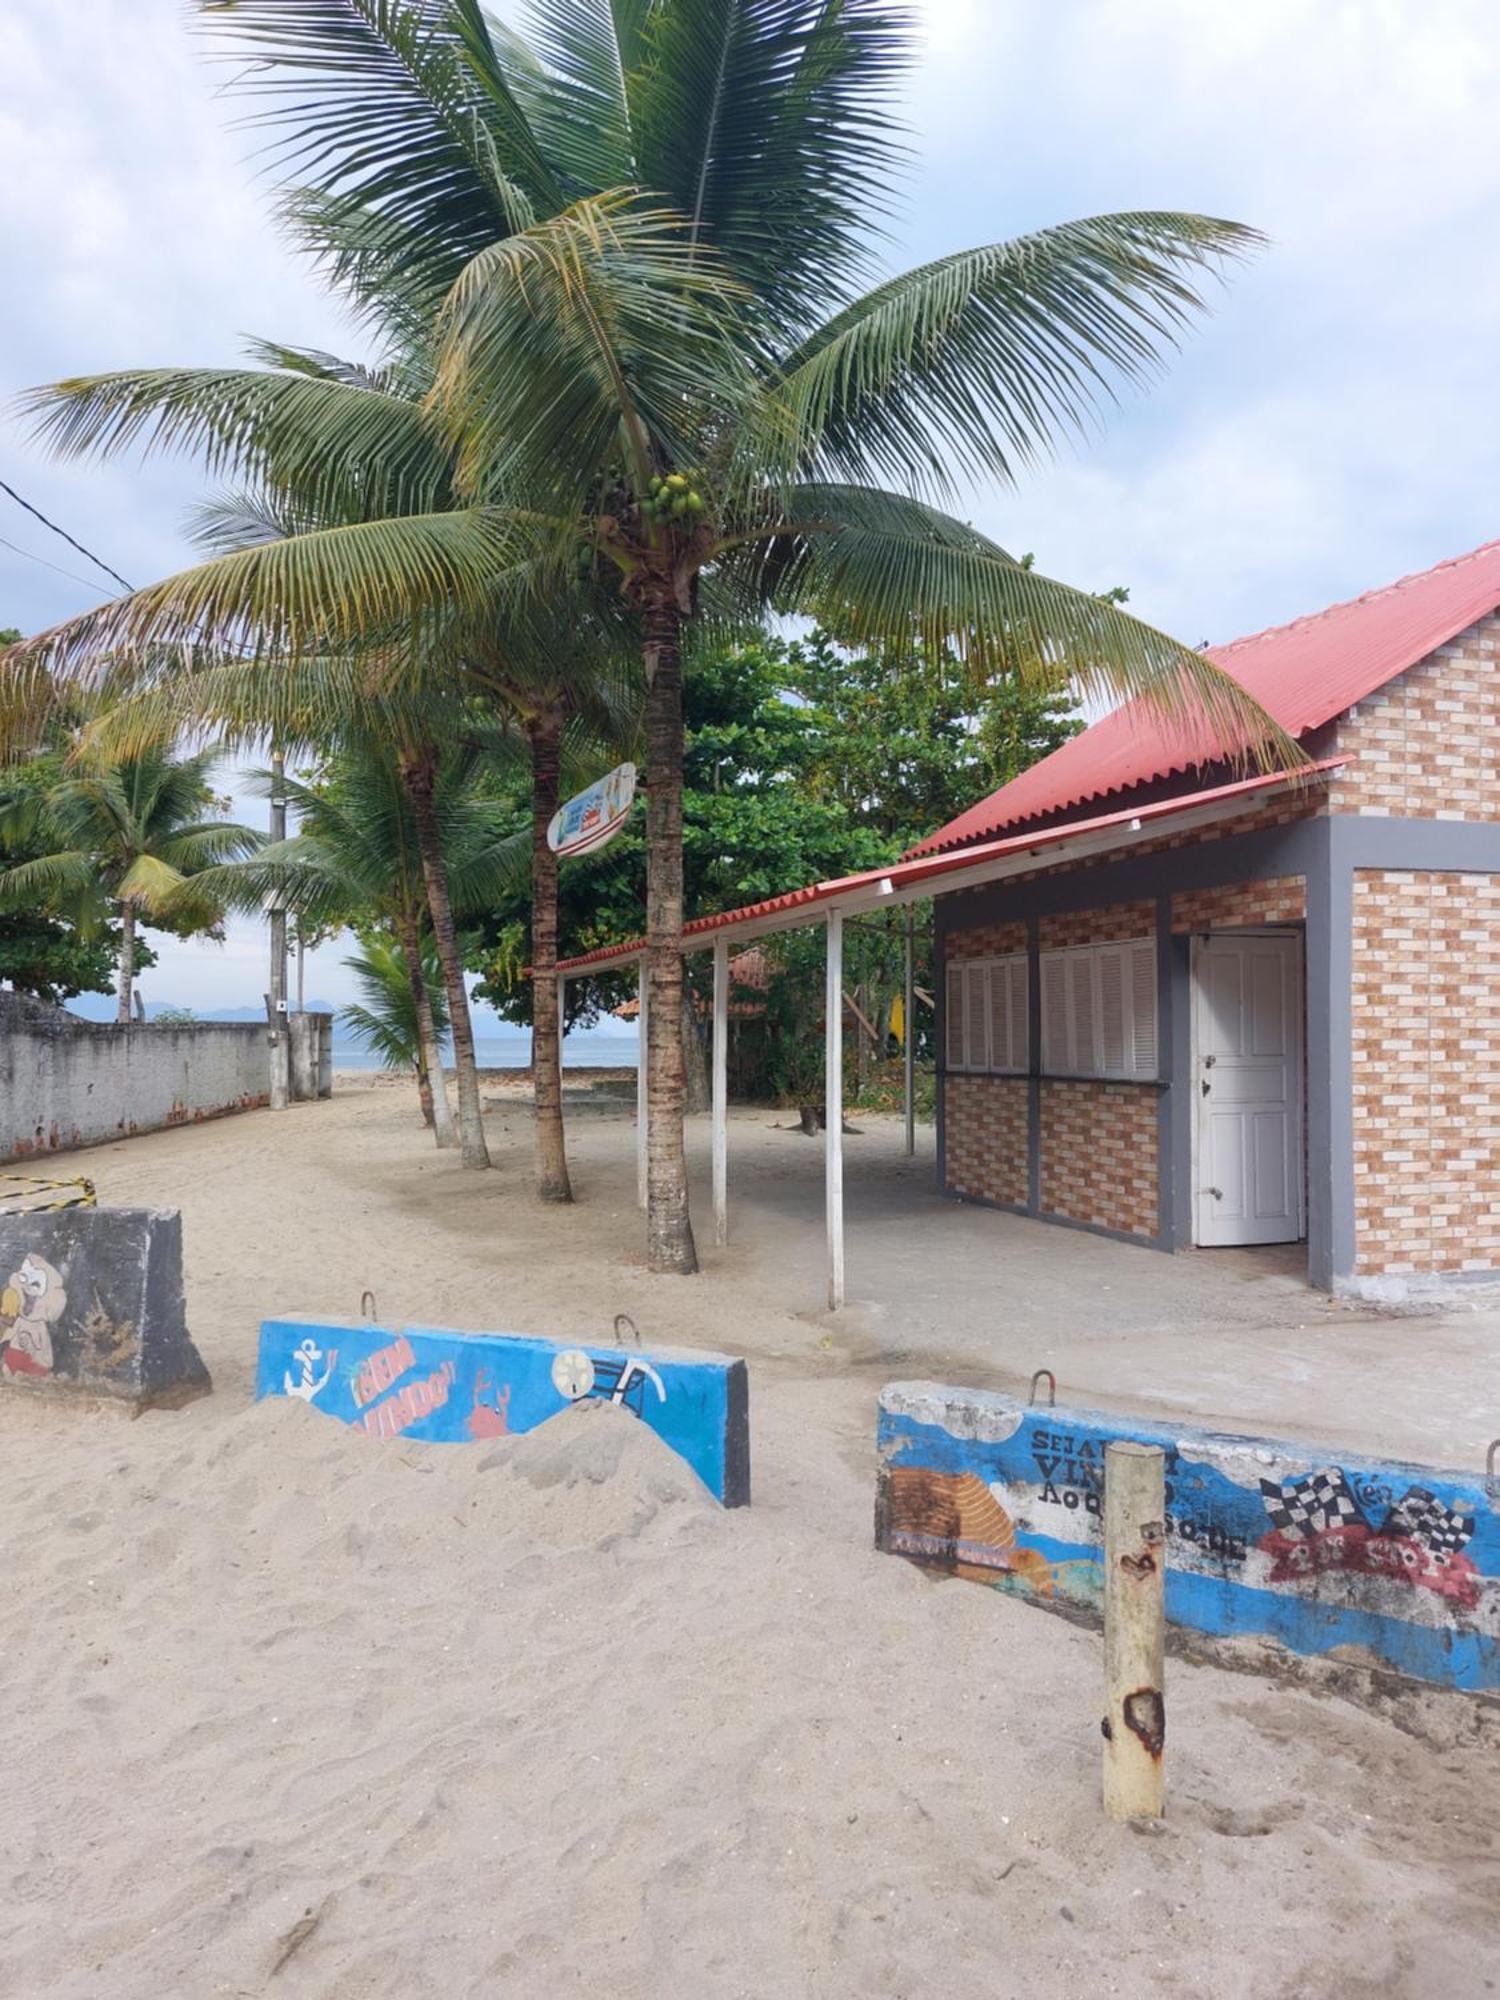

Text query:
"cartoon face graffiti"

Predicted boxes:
[[0, 1253, 67, 1378]]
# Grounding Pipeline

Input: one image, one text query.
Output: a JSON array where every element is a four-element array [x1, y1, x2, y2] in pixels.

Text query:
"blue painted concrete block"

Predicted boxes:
[[876, 1382, 1498, 1694], [257, 1317, 750, 1506]]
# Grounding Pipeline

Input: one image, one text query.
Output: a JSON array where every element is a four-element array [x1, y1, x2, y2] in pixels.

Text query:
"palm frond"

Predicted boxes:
[[629, 0, 912, 332], [432, 192, 756, 506], [20, 365, 453, 525], [504, 0, 647, 195], [741, 483, 1301, 770], [773, 214, 1265, 499], [197, 0, 560, 310]]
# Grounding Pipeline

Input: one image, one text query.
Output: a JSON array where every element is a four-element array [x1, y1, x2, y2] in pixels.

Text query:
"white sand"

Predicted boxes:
[[0, 1083, 1495, 1999]]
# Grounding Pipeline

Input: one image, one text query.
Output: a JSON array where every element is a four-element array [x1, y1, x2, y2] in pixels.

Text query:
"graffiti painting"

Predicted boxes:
[[1257, 1468, 1479, 1609], [0, 1252, 66, 1377]]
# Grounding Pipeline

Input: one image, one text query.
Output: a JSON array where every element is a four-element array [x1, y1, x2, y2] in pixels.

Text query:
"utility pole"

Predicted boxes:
[[267, 745, 290, 1112]]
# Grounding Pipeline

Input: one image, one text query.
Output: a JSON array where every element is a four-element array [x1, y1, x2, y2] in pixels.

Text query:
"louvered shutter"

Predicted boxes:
[[1097, 947, 1127, 1074], [1040, 952, 1069, 1072], [987, 960, 1010, 1072], [1129, 939, 1158, 1078], [1068, 953, 1096, 1075], [946, 962, 966, 1069], [964, 963, 990, 1071]]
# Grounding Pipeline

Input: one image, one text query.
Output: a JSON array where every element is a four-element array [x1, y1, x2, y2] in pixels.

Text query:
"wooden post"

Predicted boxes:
[[1102, 1440, 1166, 1821], [635, 955, 649, 1209], [825, 908, 845, 1311], [903, 905, 916, 1157], [712, 934, 728, 1247]]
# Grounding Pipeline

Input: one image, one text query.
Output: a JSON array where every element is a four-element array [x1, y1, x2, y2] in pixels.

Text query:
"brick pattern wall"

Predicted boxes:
[[944, 1075, 1029, 1207], [947, 919, 1027, 962], [1329, 614, 1500, 820], [1171, 876, 1307, 932], [1039, 1081, 1159, 1238], [1038, 900, 1155, 949], [1352, 870, 1500, 1276]]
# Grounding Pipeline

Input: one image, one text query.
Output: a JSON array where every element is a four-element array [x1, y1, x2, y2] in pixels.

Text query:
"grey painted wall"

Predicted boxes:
[[1, 992, 317, 1164]]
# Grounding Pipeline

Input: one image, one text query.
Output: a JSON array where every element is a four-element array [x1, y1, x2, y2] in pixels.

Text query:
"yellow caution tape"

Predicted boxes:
[[0, 1173, 98, 1214]]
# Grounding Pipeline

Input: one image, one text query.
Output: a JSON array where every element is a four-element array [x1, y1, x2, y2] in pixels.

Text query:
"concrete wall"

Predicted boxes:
[[876, 1382, 1498, 1695], [2, 992, 275, 1162], [0, 1206, 209, 1405], [258, 1316, 751, 1506]]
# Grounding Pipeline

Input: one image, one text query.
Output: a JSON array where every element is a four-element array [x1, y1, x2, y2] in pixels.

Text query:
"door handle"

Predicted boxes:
[[1201, 1079, 1211, 1097]]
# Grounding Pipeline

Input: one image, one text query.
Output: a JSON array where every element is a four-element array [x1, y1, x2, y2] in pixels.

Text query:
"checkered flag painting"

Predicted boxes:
[[1259, 1467, 1368, 1539], [1381, 1487, 1475, 1559]]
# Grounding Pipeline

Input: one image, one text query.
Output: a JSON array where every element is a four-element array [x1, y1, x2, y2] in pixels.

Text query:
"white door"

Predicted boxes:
[[1192, 932, 1304, 1247]]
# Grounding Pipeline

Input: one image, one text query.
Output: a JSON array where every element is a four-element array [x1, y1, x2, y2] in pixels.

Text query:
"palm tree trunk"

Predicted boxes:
[[402, 751, 489, 1170], [116, 900, 135, 1024], [399, 907, 456, 1148], [641, 598, 698, 1273], [527, 710, 572, 1202]]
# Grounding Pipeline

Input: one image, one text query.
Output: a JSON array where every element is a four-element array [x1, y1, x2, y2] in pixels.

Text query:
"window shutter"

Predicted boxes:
[[1068, 953, 1096, 1075], [987, 960, 1010, 1072], [1041, 952, 1069, 1072], [946, 962, 965, 1069], [964, 963, 990, 1071], [1130, 939, 1158, 1078], [1098, 947, 1127, 1074]]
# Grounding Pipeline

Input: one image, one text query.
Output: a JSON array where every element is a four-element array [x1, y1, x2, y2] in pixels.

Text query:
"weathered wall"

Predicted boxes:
[[1350, 869, 1500, 1282], [1038, 1080, 1159, 1236], [876, 1382, 1499, 1695], [0, 1206, 209, 1404], [258, 1316, 751, 1506], [1171, 875, 1306, 931], [2, 992, 273, 1163]]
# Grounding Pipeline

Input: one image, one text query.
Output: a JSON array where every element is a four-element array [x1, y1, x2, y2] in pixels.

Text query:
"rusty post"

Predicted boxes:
[[1102, 1439, 1166, 1821]]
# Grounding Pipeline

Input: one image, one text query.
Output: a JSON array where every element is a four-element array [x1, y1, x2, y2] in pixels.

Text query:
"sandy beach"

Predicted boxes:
[[1, 1078, 1496, 1999]]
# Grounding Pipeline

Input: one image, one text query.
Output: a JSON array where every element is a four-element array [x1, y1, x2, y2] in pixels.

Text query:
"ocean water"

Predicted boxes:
[[333, 1034, 640, 1072]]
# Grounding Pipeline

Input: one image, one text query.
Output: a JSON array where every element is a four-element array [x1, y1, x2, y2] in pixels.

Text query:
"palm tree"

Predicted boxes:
[[340, 927, 449, 1087], [9, 1, 1298, 1272], [195, 732, 528, 1142], [0, 743, 258, 1021]]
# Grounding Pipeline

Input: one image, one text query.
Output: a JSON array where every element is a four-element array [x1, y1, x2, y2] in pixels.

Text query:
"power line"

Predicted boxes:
[[0, 476, 133, 593], [0, 532, 111, 597]]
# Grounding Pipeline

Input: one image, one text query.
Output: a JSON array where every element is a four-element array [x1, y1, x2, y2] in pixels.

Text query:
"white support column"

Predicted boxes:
[[712, 934, 729, 1247], [825, 908, 845, 1311], [636, 953, 649, 1209], [903, 905, 916, 1157]]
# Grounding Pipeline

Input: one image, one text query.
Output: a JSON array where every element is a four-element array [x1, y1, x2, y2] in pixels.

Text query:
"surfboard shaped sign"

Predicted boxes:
[[546, 761, 638, 858]]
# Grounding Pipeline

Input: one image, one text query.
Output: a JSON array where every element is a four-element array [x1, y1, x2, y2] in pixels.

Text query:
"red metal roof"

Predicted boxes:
[[554, 763, 1341, 974], [909, 538, 1500, 857]]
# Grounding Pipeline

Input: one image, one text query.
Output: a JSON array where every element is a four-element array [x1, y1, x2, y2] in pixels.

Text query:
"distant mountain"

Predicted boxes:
[[63, 995, 338, 1024]]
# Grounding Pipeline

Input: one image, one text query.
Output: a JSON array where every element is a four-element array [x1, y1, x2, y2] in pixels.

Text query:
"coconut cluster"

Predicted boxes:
[[639, 471, 705, 529]]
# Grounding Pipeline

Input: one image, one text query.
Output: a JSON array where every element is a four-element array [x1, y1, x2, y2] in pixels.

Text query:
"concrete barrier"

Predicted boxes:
[[876, 1382, 1498, 1694], [0, 1207, 210, 1405], [257, 1316, 751, 1506]]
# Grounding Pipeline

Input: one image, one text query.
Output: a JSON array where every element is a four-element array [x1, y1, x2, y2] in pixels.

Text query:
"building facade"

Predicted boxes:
[[925, 543, 1500, 1299]]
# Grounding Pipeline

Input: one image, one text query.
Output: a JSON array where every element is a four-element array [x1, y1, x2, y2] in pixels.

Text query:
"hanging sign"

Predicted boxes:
[[546, 761, 637, 858]]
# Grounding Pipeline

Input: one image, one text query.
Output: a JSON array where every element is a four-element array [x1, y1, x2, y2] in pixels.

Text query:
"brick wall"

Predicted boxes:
[[944, 1075, 1029, 1207], [1038, 900, 1154, 948], [1039, 1082, 1159, 1238], [1171, 876, 1307, 932], [947, 919, 1027, 962], [1352, 869, 1500, 1277], [1329, 614, 1500, 820]]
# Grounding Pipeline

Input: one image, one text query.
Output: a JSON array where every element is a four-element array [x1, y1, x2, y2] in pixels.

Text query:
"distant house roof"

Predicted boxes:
[[909, 538, 1500, 857]]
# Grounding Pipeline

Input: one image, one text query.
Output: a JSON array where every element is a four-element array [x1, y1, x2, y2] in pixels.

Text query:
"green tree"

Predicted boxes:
[[339, 928, 450, 1093], [0, 743, 257, 1021], [12, 2, 1292, 1276]]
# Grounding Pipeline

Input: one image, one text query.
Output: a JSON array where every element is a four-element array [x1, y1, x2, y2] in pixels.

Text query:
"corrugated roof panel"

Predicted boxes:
[[909, 537, 1500, 856]]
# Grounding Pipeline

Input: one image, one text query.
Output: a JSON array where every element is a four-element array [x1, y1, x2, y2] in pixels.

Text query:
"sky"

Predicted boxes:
[[4, 0, 1499, 1010]]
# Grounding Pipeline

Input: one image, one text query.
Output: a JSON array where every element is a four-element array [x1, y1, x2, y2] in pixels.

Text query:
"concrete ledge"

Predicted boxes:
[[0, 1207, 210, 1405], [257, 1316, 750, 1506], [876, 1381, 1497, 1695]]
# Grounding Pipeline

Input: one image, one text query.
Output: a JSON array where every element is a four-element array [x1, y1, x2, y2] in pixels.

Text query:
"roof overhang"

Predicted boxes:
[[554, 760, 1344, 975]]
